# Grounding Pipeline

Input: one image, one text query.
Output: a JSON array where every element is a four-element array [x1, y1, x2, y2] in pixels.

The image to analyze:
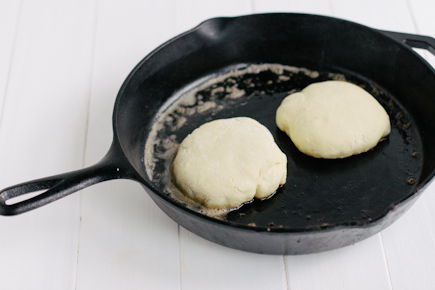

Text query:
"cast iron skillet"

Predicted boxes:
[[1, 13, 435, 255]]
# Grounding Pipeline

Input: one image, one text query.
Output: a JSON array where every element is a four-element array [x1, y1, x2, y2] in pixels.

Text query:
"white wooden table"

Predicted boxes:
[[1, 1, 435, 289]]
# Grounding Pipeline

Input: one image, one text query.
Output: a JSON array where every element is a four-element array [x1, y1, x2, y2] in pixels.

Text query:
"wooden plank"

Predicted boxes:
[[75, 1, 181, 289], [286, 236, 391, 290], [252, 0, 333, 16], [381, 192, 435, 290], [380, 1, 435, 289], [332, 1, 435, 290], [170, 2, 288, 290], [180, 229, 287, 290], [253, 1, 415, 290], [75, 181, 181, 290], [0, 0, 96, 289], [173, 0, 252, 34], [331, 0, 415, 33]]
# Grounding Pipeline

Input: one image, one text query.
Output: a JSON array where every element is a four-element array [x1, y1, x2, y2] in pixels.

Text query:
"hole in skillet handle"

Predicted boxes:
[[0, 141, 138, 216], [4, 184, 62, 206]]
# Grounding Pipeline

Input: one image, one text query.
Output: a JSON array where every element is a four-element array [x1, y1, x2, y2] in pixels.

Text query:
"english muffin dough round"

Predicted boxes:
[[276, 80, 391, 159], [172, 117, 287, 209]]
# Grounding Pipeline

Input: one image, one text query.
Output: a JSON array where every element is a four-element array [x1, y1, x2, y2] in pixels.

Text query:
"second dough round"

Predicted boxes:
[[276, 80, 391, 159]]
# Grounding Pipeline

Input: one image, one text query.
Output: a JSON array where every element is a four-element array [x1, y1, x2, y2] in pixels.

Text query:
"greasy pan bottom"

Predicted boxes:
[[146, 63, 423, 232]]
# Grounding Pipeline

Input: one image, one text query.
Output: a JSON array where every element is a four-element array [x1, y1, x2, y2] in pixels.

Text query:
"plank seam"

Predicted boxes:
[[75, 0, 100, 289], [0, 0, 24, 133], [328, 0, 335, 16], [250, 0, 256, 13], [405, 0, 420, 34], [178, 225, 183, 290], [422, 197, 435, 267], [282, 256, 290, 290], [380, 3, 425, 290], [380, 232, 394, 290]]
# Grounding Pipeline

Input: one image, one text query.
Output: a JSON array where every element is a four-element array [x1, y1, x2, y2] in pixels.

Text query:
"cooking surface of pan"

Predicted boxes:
[[143, 63, 423, 231]]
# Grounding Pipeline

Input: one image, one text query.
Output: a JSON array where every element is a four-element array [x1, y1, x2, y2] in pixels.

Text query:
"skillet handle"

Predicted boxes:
[[0, 141, 137, 216], [380, 30, 435, 56]]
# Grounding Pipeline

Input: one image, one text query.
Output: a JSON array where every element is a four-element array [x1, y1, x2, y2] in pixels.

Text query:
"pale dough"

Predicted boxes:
[[172, 117, 287, 209], [276, 80, 391, 159]]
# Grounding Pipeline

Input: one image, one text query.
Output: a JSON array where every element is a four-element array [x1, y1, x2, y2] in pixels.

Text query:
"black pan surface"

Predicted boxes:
[[145, 63, 422, 231]]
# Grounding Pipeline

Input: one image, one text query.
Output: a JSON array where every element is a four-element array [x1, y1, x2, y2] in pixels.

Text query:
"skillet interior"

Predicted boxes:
[[113, 14, 435, 242], [142, 63, 423, 230]]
